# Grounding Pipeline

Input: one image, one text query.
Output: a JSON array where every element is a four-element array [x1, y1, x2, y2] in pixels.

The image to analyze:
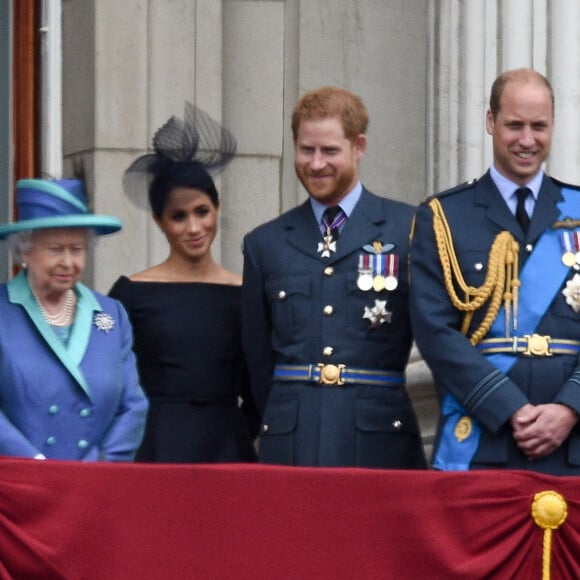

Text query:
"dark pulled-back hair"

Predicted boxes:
[[123, 103, 236, 217], [148, 159, 219, 219]]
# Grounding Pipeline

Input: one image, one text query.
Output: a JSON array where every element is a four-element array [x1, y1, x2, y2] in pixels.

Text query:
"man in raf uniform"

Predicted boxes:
[[241, 87, 426, 468], [410, 68, 580, 474]]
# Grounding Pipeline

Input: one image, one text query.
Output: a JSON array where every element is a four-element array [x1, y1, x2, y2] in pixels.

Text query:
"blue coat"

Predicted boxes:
[[242, 188, 426, 468], [0, 271, 148, 460], [410, 171, 580, 474]]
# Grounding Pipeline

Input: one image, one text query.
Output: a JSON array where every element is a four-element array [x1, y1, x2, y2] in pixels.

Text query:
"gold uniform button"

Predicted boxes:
[[323, 305, 334, 316], [324, 266, 334, 276], [474, 262, 483, 271], [278, 290, 287, 300], [525, 244, 533, 253], [322, 346, 334, 357]]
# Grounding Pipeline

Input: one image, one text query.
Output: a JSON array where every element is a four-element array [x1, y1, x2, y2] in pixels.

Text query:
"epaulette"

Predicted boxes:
[[432, 178, 479, 199], [551, 177, 580, 230], [551, 176, 580, 192]]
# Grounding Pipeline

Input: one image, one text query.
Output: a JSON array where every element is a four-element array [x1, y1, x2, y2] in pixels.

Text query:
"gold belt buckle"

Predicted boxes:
[[317, 363, 346, 385], [523, 334, 552, 357]]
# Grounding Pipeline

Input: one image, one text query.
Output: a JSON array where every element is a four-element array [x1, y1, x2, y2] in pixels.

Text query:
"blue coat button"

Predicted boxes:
[[46, 436, 56, 445], [77, 439, 89, 449], [80, 408, 91, 418], [49, 405, 59, 415]]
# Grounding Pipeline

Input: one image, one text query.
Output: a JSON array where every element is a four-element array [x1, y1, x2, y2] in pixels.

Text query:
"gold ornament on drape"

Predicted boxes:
[[531, 490, 568, 580]]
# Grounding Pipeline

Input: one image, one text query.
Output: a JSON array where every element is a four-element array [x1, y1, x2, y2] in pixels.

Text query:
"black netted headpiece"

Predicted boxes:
[[123, 103, 236, 211]]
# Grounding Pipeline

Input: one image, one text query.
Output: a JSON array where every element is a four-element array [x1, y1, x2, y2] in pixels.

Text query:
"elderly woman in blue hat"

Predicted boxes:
[[0, 178, 148, 461]]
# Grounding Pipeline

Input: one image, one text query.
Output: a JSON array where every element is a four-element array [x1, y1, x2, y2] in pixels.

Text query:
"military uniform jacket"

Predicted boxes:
[[0, 271, 148, 460], [410, 171, 580, 474], [242, 188, 426, 468]]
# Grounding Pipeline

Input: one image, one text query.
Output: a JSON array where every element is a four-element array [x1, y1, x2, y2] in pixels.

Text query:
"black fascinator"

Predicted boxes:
[[123, 102, 237, 209]]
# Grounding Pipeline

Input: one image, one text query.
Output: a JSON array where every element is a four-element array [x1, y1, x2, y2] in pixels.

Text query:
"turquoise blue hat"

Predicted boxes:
[[0, 179, 123, 239]]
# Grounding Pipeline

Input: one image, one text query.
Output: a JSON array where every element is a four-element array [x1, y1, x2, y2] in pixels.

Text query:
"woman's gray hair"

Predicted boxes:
[[7, 228, 97, 266], [7, 231, 35, 266]]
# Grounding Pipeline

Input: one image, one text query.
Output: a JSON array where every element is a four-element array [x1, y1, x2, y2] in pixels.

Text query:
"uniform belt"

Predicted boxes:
[[476, 334, 580, 357], [273, 364, 405, 386]]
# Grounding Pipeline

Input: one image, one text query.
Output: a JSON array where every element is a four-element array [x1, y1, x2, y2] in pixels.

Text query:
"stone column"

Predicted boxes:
[[549, 0, 580, 182], [431, 0, 580, 190]]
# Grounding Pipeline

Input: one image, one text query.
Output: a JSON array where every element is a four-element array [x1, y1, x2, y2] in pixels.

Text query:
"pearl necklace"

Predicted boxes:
[[32, 289, 75, 326]]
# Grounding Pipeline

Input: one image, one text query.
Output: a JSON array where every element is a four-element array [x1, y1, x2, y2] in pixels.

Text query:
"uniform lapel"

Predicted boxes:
[[284, 200, 328, 258], [527, 176, 562, 242], [476, 172, 518, 233], [478, 171, 563, 243], [327, 190, 387, 264], [284, 191, 391, 264]]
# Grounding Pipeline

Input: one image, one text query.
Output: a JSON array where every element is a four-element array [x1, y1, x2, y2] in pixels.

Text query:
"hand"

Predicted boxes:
[[511, 403, 578, 460]]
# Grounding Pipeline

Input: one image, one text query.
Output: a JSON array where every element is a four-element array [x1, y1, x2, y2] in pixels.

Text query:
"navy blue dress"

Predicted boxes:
[[109, 277, 258, 463]]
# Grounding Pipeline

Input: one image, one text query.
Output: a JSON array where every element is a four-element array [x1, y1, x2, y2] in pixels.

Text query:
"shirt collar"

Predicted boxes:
[[310, 181, 363, 225], [489, 164, 543, 204]]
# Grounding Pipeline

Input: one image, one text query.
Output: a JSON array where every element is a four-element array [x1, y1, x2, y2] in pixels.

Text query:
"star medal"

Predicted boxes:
[[384, 253, 399, 291], [317, 233, 337, 258], [562, 273, 580, 313], [560, 231, 576, 267], [362, 299, 392, 328], [357, 254, 374, 291]]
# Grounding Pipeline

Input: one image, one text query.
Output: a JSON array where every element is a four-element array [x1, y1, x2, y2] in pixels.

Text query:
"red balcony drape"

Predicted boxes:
[[0, 460, 579, 579]]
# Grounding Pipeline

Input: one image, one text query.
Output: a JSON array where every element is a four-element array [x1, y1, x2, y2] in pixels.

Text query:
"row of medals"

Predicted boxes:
[[561, 231, 580, 268], [357, 252, 399, 292]]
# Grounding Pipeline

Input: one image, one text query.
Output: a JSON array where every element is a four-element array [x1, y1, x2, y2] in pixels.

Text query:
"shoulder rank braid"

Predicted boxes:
[[429, 197, 521, 345]]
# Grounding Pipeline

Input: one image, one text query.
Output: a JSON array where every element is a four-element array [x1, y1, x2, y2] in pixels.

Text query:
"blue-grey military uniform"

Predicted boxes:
[[242, 188, 426, 468], [410, 171, 580, 474]]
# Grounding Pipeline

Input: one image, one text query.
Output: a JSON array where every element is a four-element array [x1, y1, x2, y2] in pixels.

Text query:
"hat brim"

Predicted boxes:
[[0, 215, 123, 240]]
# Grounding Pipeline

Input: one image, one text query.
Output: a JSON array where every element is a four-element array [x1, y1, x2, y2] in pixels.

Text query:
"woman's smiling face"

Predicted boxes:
[[155, 187, 219, 260]]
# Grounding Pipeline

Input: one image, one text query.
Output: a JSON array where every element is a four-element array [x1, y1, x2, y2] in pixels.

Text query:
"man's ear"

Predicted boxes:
[[354, 134, 368, 159], [485, 109, 495, 136]]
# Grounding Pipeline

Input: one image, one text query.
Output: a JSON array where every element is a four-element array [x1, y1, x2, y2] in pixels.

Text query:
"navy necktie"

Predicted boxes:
[[515, 187, 531, 233], [322, 206, 345, 240]]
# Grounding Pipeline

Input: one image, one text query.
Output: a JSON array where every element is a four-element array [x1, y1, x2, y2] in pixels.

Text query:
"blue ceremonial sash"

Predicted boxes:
[[433, 393, 483, 470], [434, 187, 580, 470]]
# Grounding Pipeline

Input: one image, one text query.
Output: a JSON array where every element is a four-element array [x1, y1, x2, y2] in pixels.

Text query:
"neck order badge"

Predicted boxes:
[[318, 206, 346, 258]]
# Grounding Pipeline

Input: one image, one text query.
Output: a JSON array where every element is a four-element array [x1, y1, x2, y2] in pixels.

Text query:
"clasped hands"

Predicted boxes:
[[511, 403, 578, 460]]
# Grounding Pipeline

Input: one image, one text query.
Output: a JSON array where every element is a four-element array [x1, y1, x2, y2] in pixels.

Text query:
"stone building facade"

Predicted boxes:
[[5, 0, 580, 457]]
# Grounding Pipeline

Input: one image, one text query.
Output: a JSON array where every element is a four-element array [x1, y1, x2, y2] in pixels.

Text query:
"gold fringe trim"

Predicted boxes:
[[429, 198, 521, 344]]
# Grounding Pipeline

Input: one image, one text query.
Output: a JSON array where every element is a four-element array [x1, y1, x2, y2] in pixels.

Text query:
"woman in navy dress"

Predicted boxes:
[[109, 104, 258, 463]]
